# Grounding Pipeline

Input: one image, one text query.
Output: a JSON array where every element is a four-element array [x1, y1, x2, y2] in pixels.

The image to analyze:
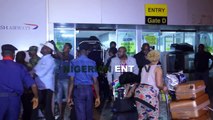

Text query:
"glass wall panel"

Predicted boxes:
[[159, 32, 196, 52], [184, 32, 196, 47], [54, 24, 75, 55], [159, 32, 175, 51], [198, 32, 213, 77], [199, 32, 213, 54], [117, 29, 136, 56], [98, 32, 116, 50], [141, 32, 159, 50]]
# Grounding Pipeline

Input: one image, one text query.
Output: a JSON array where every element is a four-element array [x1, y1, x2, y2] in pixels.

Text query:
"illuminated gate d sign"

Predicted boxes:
[[145, 4, 168, 25]]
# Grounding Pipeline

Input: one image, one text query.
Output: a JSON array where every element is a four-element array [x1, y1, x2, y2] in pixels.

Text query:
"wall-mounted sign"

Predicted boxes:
[[117, 31, 136, 56], [0, 24, 39, 31], [144, 36, 157, 45], [0, 0, 46, 60], [145, 4, 168, 25], [121, 42, 135, 55]]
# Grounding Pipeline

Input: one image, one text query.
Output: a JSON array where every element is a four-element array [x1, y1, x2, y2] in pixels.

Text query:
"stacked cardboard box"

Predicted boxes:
[[170, 80, 210, 120]]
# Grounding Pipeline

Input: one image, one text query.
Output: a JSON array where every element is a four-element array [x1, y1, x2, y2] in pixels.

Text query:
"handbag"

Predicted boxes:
[[70, 105, 76, 120], [112, 97, 136, 113]]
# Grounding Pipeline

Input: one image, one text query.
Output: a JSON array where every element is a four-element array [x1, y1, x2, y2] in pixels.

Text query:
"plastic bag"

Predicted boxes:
[[165, 71, 186, 91], [165, 71, 186, 100]]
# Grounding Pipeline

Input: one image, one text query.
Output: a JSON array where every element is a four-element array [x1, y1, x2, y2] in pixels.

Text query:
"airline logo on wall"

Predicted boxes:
[[0, 23, 39, 30], [145, 4, 168, 25]]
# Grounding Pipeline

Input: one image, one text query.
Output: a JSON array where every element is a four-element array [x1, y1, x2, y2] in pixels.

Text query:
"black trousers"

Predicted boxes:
[[112, 111, 138, 120], [195, 71, 209, 93], [21, 92, 33, 120], [33, 89, 54, 120], [21, 89, 37, 120]]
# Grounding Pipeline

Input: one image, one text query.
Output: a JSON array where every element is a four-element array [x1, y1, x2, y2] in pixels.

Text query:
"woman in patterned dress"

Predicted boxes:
[[134, 50, 167, 120]]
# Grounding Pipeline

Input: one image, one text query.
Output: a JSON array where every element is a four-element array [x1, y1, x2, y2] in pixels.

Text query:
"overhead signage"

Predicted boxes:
[[145, 4, 168, 25]]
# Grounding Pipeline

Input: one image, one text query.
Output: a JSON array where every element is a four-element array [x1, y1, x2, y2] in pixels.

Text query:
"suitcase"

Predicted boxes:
[[173, 112, 210, 120], [189, 112, 211, 120], [176, 80, 205, 100], [170, 94, 210, 119]]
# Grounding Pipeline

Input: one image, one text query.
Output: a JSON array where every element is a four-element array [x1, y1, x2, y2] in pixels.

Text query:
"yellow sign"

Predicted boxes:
[[145, 4, 168, 17], [144, 36, 157, 45], [121, 42, 135, 55]]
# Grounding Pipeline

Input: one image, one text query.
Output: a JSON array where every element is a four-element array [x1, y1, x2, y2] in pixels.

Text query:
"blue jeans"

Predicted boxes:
[[57, 79, 68, 103], [74, 85, 93, 120]]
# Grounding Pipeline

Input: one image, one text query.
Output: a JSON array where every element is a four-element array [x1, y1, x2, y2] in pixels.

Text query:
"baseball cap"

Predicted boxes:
[[27, 46, 38, 52]]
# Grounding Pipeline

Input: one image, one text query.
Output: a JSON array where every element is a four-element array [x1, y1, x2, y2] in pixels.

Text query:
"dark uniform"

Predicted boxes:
[[0, 44, 35, 120]]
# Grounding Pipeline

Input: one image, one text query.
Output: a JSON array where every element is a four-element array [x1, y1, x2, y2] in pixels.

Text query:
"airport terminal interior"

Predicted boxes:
[[53, 24, 213, 119], [54, 24, 213, 76], [1, 0, 213, 120]]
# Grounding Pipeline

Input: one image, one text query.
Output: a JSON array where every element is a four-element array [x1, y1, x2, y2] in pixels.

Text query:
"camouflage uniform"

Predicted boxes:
[[29, 56, 40, 68], [28, 46, 40, 69]]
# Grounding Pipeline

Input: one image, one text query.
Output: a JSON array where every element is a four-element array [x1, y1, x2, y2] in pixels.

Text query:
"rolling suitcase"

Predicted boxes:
[[173, 112, 210, 120], [170, 94, 210, 119], [175, 80, 205, 100], [189, 112, 211, 120]]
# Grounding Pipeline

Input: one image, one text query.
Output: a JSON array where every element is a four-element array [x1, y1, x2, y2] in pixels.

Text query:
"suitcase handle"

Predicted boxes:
[[207, 106, 213, 112], [176, 86, 206, 94]]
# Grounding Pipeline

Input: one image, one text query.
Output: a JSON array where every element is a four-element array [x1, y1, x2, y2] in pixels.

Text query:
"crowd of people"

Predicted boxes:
[[0, 40, 212, 120]]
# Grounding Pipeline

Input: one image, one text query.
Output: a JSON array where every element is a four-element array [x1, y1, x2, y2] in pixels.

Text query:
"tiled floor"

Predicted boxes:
[[21, 78, 213, 120], [62, 96, 213, 120], [62, 100, 171, 120], [23, 96, 213, 120]]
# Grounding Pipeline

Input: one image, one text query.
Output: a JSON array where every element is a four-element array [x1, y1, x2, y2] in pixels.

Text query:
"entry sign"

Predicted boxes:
[[145, 4, 168, 25]]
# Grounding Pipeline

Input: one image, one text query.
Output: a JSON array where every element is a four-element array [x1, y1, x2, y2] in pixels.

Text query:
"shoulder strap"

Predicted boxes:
[[134, 97, 156, 111], [144, 65, 151, 72]]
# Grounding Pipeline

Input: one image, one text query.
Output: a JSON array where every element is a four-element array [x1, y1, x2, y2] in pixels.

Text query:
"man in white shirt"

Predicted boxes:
[[33, 42, 56, 120], [107, 47, 139, 98]]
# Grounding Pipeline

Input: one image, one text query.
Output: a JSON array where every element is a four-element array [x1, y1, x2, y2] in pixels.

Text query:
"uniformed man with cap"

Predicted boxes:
[[0, 44, 39, 120], [31, 42, 56, 120], [28, 46, 40, 69], [67, 43, 100, 120]]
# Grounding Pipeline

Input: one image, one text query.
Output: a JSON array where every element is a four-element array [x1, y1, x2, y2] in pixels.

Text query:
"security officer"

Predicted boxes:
[[0, 44, 39, 120], [28, 46, 40, 69], [67, 43, 101, 120]]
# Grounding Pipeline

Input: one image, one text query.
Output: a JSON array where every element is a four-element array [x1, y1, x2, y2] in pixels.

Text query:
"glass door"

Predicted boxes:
[[198, 32, 213, 54], [54, 23, 75, 56], [198, 32, 213, 77]]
